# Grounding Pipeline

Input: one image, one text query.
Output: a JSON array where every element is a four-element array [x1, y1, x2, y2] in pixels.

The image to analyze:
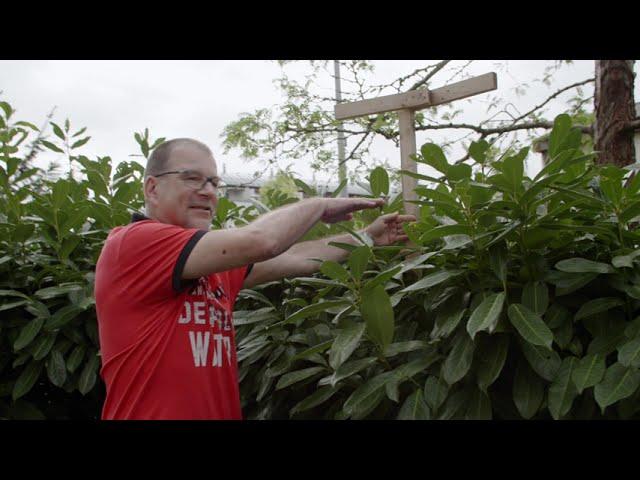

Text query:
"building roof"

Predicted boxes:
[[220, 172, 395, 196]]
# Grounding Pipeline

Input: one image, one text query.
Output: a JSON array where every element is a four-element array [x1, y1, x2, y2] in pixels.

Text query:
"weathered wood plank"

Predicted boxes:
[[334, 72, 497, 120]]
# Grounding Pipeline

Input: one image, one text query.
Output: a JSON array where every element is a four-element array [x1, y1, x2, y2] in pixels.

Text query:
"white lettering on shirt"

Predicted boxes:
[[212, 334, 223, 367], [178, 301, 191, 324], [193, 301, 206, 325], [189, 331, 210, 367]]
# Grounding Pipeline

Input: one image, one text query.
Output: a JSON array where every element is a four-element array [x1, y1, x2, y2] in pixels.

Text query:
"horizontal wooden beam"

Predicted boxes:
[[334, 72, 497, 120]]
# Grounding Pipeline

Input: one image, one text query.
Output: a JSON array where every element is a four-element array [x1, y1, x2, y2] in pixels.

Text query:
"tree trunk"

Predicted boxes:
[[594, 60, 636, 166]]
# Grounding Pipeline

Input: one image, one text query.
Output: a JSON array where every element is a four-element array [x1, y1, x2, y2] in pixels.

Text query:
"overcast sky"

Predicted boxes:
[[1, 60, 638, 182]]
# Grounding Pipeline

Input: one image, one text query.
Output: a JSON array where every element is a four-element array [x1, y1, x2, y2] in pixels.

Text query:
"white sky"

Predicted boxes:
[[1, 60, 637, 183]]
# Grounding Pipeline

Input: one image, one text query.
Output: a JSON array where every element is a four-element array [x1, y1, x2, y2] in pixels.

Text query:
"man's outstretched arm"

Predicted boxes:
[[183, 197, 384, 280], [243, 212, 416, 288]]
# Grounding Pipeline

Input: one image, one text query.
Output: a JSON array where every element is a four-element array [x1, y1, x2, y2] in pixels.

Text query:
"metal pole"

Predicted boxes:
[[334, 60, 348, 197]]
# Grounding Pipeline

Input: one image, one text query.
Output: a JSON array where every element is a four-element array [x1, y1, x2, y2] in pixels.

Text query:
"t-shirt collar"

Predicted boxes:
[[131, 212, 150, 223]]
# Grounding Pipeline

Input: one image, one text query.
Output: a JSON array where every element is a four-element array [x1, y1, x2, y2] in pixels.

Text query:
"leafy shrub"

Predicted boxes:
[[0, 100, 149, 418], [235, 114, 640, 420]]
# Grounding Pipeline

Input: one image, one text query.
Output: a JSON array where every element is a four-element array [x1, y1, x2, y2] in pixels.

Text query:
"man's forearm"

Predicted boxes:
[[248, 198, 326, 256], [285, 231, 368, 271]]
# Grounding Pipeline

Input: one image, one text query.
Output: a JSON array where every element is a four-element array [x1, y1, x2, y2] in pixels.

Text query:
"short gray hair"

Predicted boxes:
[[144, 138, 213, 178]]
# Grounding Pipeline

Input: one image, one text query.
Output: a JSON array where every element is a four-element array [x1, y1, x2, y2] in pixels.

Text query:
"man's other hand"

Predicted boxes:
[[364, 212, 416, 246]]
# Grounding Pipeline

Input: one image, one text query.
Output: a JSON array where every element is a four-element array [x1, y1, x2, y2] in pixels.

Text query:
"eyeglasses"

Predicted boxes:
[[153, 169, 221, 191]]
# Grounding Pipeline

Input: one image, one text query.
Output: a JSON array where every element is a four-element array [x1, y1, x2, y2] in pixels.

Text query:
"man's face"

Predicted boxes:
[[145, 144, 219, 230]]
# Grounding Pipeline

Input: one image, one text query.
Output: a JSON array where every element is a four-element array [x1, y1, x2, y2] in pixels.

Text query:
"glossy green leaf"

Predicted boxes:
[[489, 244, 507, 283], [571, 353, 606, 394], [468, 139, 489, 163], [364, 265, 402, 291], [447, 163, 472, 182], [466, 292, 505, 339], [618, 337, 640, 368], [290, 386, 340, 416], [14, 318, 45, 351], [548, 114, 572, 158], [276, 367, 325, 390], [546, 304, 571, 329], [424, 376, 449, 412], [12, 361, 43, 401], [612, 250, 640, 269], [548, 357, 578, 420], [320, 261, 350, 283], [329, 323, 366, 370], [521, 340, 561, 381], [329, 357, 378, 387], [442, 333, 475, 385], [284, 300, 351, 325], [360, 285, 394, 349], [31, 333, 56, 360], [522, 281, 549, 316], [419, 225, 472, 244], [476, 335, 510, 391], [513, 361, 544, 419], [46, 350, 67, 387], [397, 389, 431, 420], [66, 345, 85, 373], [348, 246, 371, 281], [0, 289, 30, 300], [555, 258, 614, 274], [34, 284, 83, 300], [0, 300, 28, 312], [594, 363, 640, 413], [508, 304, 554, 349], [369, 166, 389, 196], [343, 372, 393, 418], [464, 388, 492, 420], [431, 307, 466, 340], [420, 143, 449, 174], [78, 352, 100, 395], [400, 270, 463, 294], [574, 298, 625, 321], [383, 340, 429, 358]]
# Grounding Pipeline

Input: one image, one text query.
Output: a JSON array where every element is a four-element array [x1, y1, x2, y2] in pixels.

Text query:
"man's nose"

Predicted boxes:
[[198, 180, 218, 197]]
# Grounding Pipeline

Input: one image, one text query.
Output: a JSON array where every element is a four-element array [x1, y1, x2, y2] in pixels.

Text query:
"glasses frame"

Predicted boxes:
[[153, 169, 221, 191]]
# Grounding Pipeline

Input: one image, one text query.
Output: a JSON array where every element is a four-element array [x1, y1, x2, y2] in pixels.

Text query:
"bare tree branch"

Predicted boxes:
[[414, 121, 593, 136], [340, 132, 371, 165], [511, 78, 595, 124], [409, 60, 451, 91], [623, 119, 640, 132]]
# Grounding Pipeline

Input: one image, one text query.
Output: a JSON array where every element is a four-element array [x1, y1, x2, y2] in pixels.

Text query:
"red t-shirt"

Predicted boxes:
[[95, 216, 250, 420]]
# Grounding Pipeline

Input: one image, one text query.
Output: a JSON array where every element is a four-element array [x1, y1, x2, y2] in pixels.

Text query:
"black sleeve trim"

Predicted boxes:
[[244, 263, 254, 279], [172, 230, 207, 294]]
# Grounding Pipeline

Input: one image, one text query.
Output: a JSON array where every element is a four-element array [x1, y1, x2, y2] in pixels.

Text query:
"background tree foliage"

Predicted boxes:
[[220, 60, 601, 181]]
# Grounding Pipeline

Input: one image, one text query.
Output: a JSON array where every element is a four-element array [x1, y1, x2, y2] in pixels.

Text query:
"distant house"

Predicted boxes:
[[219, 170, 398, 206], [218, 172, 267, 204]]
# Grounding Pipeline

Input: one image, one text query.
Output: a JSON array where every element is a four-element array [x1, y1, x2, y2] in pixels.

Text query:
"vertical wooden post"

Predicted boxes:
[[398, 109, 418, 219], [334, 72, 497, 216]]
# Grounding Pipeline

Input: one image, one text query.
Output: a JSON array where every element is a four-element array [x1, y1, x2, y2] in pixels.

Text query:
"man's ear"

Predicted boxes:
[[144, 176, 159, 206]]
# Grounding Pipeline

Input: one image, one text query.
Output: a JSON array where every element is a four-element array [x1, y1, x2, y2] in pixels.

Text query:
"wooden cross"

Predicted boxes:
[[335, 72, 498, 218]]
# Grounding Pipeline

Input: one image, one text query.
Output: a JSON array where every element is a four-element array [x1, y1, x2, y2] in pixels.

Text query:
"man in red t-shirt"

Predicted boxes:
[[95, 138, 414, 420]]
